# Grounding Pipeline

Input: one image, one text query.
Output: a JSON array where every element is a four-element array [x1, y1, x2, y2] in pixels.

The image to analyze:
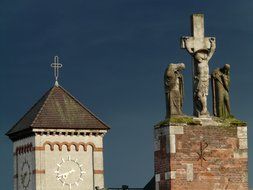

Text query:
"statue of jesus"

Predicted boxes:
[[183, 38, 216, 116]]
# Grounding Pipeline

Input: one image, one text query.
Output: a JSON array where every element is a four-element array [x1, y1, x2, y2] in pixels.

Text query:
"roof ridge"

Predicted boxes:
[[30, 86, 56, 127], [57, 85, 110, 129]]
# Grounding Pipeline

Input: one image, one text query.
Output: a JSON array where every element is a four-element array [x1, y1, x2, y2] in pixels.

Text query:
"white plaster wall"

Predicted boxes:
[[35, 134, 105, 190], [13, 136, 35, 190], [43, 144, 94, 190], [13, 154, 17, 190], [12, 132, 106, 190], [94, 151, 104, 188]]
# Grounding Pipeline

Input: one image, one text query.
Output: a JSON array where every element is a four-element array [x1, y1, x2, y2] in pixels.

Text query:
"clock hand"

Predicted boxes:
[[57, 170, 72, 180], [57, 172, 69, 180], [57, 169, 76, 180]]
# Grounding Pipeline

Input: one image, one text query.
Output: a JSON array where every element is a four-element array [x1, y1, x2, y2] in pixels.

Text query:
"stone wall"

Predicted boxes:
[[154, 120, 248, 190]]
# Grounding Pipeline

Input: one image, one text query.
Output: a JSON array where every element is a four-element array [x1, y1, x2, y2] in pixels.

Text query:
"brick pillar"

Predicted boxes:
[[154, 118, 248, 190]]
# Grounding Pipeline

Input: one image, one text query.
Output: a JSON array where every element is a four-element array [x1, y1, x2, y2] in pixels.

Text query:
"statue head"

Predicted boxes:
[[168, 63, 185, 72], [165, 63, 185, 84], [221, 64, 230, 75], [194, 49, 209, 62], [177, 63, 185, 71]]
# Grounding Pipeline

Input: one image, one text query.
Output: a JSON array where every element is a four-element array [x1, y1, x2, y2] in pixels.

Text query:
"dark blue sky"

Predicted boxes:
[[1, 0, 253, 189]]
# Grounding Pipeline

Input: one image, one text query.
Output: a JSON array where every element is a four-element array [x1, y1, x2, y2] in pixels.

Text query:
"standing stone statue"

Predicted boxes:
[[181, 14, 216, 117], [211, 64, 231, 117], [164, 63, 185, 118]]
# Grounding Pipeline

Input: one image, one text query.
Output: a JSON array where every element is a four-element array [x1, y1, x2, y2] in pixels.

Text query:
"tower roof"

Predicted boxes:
[[6, 85, 110, 140]]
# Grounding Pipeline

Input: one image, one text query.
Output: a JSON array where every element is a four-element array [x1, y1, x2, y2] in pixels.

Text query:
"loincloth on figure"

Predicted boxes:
[[196, 80, 209, 96]]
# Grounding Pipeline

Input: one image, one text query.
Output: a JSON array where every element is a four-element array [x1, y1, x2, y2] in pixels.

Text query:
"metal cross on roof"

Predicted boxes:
[[51, 56, 63, 86]]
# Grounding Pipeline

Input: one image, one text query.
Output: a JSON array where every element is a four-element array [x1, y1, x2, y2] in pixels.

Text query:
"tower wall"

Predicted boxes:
[[13, 136, 35, 190], [34, 132, 105, 190], [154, 120, 248, 190], [13, 130, 106, 190]]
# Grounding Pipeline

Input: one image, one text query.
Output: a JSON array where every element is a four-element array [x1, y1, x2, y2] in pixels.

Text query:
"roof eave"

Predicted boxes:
[[6, 128, 35, 142]]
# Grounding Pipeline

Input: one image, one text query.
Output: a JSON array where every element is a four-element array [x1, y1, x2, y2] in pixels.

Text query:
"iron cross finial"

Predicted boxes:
[[51, 56, 63, 86]]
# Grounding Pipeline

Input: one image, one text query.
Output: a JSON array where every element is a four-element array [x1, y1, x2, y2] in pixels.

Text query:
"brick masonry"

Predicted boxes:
[[154, 122, 248, 190]]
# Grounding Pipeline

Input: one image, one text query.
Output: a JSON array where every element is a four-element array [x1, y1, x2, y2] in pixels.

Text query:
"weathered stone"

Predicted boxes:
[[234, 151, 248, 159], [181, 14, 216, 117], [155, 182, 159, 190], [155, 174, 161, 182], [169, 125, 184, 135], [154, 139, 160, 151], [164, 63, 185, 118], [154, 123, 248, 190], [169, 135, 176, 153], [237, 127, 247, 138], [211, 64, 231, 117], [193, 117, 219, 126], [186, 164, 194, 182], [166, 135, 170, 154], [165, 171, 176, 180], [239, 138, 248, 149], [155, 127, 169, 137], [155, 13, 248, 190]]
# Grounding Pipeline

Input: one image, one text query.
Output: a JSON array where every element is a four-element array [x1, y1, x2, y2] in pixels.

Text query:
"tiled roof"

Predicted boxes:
[[6, 85, 109, 138]]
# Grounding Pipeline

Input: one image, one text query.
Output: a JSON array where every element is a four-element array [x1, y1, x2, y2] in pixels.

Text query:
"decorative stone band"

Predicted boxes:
[[14, 141, 103, 155], [33, 146, 45, 151], [33, 129, 108, 137], [33, 170, 46, 174], [94, 170, 104, 174], [13, 170, 45, 178], [42, 141, 103, 152], [15, 143, 33, 155]]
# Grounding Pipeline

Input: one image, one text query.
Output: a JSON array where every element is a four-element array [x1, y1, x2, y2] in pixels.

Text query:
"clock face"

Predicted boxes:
[[55, 156, 85, 189], [21, 159, 31, 190]]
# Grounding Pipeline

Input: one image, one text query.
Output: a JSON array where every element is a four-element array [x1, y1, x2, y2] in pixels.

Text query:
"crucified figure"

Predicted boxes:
[[184, 37, 216, 116], [181, 14, 216, 117]]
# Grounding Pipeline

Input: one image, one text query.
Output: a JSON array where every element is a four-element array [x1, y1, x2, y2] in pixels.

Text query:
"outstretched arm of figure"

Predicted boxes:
[[207, 38, 216, 60], [183, 37, 194, 54]]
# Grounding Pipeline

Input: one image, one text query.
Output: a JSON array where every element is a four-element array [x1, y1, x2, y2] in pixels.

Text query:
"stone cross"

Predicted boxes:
[[51, 56, 63, 86], [181, 14, 216, 117], [181, 14, 215, 52]]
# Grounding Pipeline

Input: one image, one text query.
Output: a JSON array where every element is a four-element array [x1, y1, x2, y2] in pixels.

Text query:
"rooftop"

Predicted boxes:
[[6, 85, 110, 140]]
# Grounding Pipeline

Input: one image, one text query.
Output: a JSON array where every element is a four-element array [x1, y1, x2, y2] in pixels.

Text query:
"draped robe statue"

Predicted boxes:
[[211, 64, 231, 117], [164, 63, 185, 118]]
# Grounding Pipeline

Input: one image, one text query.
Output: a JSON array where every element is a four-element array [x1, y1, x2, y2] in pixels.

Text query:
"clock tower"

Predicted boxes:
[[6, 57, 109, 190]]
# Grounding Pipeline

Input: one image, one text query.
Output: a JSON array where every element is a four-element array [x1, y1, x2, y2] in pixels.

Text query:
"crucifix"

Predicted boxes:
[[181, 14, 216, 117], [51, 56, 63, 86]]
